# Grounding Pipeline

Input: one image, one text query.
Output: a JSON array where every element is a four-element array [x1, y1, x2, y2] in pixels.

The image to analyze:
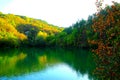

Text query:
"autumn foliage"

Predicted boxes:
[[0, 12, 63, 47], [90, 1, 120, 80]]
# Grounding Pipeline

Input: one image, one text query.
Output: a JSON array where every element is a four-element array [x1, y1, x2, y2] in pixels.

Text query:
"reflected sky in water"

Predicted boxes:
[[1, 63, 89, 80], [0, 48, 96, 80]]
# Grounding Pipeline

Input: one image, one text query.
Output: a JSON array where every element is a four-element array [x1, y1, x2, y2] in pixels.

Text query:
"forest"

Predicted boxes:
[[0, 1, 120, 80]]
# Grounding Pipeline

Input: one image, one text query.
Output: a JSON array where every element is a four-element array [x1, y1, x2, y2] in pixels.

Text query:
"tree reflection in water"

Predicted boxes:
[[0, 48, 97, 80]]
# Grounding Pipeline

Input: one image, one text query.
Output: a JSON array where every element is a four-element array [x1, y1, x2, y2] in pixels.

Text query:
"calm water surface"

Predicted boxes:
[[0, 48, 96, 80]]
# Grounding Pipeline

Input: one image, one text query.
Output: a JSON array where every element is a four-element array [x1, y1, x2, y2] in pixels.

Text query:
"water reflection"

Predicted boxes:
[[0, 48, 96, 80]]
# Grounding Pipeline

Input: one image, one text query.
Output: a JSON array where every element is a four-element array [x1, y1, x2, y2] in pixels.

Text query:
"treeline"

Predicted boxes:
[[0, 2, 120, 50], [0, 12, 63, 47], [51, 2, 120, 50]]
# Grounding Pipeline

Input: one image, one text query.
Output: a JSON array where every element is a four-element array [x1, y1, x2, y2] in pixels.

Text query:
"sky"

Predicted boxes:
[[0, 0, 120, 27]]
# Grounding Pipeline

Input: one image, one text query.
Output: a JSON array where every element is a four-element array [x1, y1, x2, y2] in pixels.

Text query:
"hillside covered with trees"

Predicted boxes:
[[0, 2, 120, 49], [0, 12, 63, 47]]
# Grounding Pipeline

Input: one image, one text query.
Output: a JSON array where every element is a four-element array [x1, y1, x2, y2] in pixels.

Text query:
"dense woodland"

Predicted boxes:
[[0, 1, 120, 80], [0, 12, 63, 47]]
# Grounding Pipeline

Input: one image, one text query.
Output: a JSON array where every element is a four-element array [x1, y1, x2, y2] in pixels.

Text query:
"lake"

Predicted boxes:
[[0, 48, 96, 80]]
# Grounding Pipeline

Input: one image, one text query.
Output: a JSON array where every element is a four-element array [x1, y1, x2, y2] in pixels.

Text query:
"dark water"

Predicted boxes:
[[0, 48, 96, 80]]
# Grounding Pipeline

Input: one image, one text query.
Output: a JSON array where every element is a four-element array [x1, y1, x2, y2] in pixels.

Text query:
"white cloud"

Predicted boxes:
[[1, 0, 120, 27]]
